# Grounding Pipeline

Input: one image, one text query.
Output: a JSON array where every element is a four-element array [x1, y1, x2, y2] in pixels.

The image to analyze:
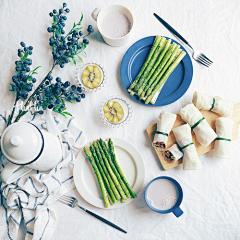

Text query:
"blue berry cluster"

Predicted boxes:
[[11, 42, 40, 100], [34, 76, 85, 117], [48, 3, 94, 68], [8, 3, 90, 125]]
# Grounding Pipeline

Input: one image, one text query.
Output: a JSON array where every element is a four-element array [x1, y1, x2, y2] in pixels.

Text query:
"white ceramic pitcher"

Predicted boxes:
[[1, 121, 62, 184]]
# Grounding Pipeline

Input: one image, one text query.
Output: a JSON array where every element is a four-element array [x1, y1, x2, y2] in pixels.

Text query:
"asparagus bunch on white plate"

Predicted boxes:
[[128, 35, 186, 104], [83, 138, 137, 208]]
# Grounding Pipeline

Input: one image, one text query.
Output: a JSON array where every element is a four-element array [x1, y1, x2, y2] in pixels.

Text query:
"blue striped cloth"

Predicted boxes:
[[0, 111, 86, 240]]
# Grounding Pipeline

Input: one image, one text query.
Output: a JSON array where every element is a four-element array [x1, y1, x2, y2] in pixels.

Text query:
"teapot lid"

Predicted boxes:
[[1, 122, 43, 165]]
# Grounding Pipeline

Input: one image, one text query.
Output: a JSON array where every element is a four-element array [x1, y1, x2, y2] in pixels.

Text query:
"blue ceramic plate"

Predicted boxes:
[[120, 36, 193, 106]]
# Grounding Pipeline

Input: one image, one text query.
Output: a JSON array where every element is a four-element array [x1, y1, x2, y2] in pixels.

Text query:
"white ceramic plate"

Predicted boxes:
[[73, 138, 145, 209]]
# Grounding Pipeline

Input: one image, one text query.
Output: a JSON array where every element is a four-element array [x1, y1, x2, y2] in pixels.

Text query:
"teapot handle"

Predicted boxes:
[[1, 163, 32, 184]]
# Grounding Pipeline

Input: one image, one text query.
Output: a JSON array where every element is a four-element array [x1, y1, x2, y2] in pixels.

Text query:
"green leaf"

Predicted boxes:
[[81, 42, 86, 49], [32, 72, 38, 75], [54, 104, 61, 110], [65, 99, 73, 103], [32, 66, 42, 72], [73, 22, 76, 28], [63, 111, 73, 117], [23, 50, 29, 60], [72, 58, 76, 65], [61, 99, 65, 105], [74, 27, 83, 31], [27, 77, 32, 81], [10, 83, 14, 86], [62, 107, 67, 111], [9, 89, 14, 92], [80, 13, 83, 23], [58, 112, 67, 118], [77, 55, 83, 62]]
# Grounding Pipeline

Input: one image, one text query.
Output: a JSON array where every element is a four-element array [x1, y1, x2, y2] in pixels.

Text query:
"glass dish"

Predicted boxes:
[[75, 61, 107, 92], [99, 95, 133, 128]]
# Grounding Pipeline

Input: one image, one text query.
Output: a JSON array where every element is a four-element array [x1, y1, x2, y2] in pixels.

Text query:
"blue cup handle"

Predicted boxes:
[[173, 207, 183, 218]]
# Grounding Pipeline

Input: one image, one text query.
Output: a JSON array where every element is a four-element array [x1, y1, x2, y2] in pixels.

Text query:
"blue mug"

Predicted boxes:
[[145, 176, 184, 218]]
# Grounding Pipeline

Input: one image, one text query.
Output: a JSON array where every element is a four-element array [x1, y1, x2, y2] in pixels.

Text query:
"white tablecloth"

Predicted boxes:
[[0, 0, 240, 239]]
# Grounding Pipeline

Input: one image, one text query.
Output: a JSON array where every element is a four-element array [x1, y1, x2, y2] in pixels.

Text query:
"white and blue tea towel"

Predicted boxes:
[[0, 110, 86, 240]]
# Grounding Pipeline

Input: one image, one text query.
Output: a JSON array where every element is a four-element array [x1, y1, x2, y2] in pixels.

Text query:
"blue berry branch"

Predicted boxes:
[[7, 3, 93, 126], [7, 42, 41, 126]]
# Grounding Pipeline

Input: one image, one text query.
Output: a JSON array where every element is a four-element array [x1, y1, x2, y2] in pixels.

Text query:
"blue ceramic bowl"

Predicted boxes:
[[145, 176, 184, 218]]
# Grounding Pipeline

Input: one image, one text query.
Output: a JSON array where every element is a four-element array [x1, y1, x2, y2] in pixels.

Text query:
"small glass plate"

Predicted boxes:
[[99, 95, 133, 128], [75, 61, 107, 93]]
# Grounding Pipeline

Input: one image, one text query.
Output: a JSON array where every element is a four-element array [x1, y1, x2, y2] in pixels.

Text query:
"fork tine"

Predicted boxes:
[[196, 58, 209, 67], [198, 58, 211, 67], [201, 53, 213, 63], [198, 54, 212, 65], [60, 195, 71, 201], [59, 195, 74, 205], [59, 197, 69, 205]]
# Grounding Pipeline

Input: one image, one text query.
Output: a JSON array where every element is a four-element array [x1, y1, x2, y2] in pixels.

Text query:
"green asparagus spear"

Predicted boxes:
[[128, 35, 162, 92], [93, 141, 121, 201], [145, 51, 186, 104], [83, 146, 110, 208], [108, 139, 137, 199], [96, 140, 128, 202], [137, 37, 169, 96], [140, 42, 177, 100], [133, 37, 167, 93], [107, 192, 114, 205], [147, 46, 181, 99], [158, 47, 181, 79], [99, 138, 131, 199], [90, 144, 118, 204], [142, 47, 182, 101]]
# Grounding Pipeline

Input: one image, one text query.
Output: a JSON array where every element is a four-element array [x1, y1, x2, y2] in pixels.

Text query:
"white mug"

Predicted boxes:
[[92, 5, 133, 47]]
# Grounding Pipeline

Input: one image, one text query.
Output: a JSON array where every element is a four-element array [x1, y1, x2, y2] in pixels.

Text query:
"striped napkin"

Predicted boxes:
[[0, 110, 86, 240]]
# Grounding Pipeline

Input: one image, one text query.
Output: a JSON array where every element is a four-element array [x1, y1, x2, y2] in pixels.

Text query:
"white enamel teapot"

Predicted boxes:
[[1, 118, 63, 184]]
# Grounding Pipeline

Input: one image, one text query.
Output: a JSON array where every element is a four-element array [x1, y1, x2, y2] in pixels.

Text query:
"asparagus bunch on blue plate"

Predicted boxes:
[[83, 138, 137, 208], [127, 36, 186, 104]]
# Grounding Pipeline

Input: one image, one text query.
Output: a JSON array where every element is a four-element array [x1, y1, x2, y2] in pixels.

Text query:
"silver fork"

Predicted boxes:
[[59, 195, 127, 234], [154, 13, 213, 67]]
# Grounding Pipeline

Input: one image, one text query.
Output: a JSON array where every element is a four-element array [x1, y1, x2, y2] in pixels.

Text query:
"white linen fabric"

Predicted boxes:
[[0, 0, 240, 240], [0, 111, 86, 240]]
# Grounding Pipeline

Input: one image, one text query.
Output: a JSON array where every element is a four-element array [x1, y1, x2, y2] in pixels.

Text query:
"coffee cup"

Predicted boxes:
[[145, 176, 184, 218], [92, 5, 133, 47]]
